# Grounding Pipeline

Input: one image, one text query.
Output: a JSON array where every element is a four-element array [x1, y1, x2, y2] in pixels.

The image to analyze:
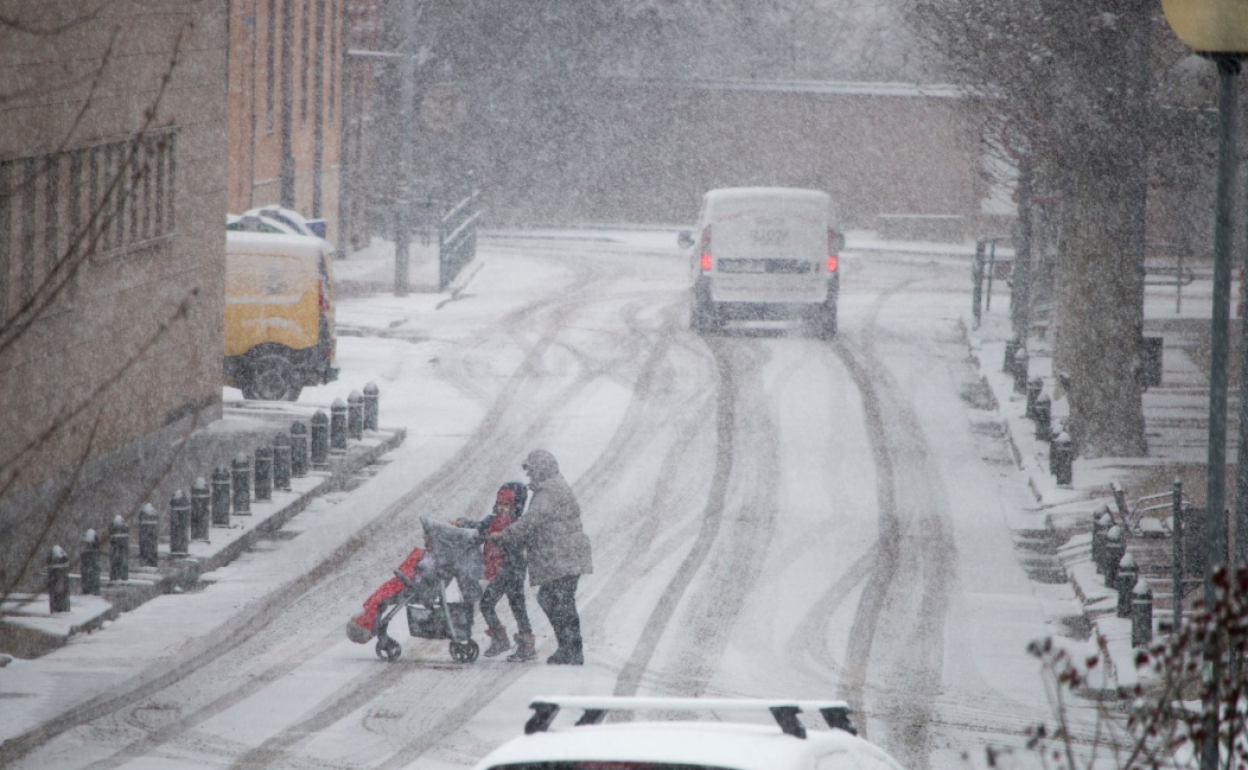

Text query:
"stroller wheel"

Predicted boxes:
[[375, 638, 401, 662], [449, 640, 479, 663]]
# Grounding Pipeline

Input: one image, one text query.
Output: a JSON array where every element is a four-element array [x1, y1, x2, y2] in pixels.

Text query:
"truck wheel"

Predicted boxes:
[[240, 353, 303, 401]]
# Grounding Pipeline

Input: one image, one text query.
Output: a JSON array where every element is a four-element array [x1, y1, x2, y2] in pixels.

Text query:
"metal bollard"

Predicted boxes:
[[363, 382, 379, 430], [291, 421, 309, 477], [1051, 431, 1073, 486], [347, 390, 364, 440], [48, 546, 70, 613], [1132, 579, 1154, 647], [1025, 377, 1042, 419], [254, 446, 273, 502], [1012, 351, 1029, 394], [211, 466, 231, 527], [80, 529, 101, 595], [191, 477, 210, 541], [232, 453, 252, 515], [330, 398, 348, 455], [1103, 526, 1124, 587], [109, 515, 129, 582], [273, 434, 292, 491], [170, 489, 190, 558], [139, 503, 160, 567], [1004, 337, 1020, 375], [310, 411, 329, 469], [1033, 393, 1052, 440], [1116, 552, 1138, 618], [1092, 506, 1112, 574]]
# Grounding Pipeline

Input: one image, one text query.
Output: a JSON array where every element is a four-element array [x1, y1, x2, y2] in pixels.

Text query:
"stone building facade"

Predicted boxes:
[[0, 1, 229, 596]]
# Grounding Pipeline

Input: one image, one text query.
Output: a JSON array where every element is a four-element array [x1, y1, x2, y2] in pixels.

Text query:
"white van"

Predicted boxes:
[[679, 187, 843, 338]]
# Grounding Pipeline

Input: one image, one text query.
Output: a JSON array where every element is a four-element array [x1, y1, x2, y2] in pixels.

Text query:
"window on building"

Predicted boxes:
[[0, 126, 180, 324]]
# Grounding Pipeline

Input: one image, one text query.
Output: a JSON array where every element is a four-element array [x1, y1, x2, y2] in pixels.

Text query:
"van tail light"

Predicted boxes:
[[827, 255, 838, 272], [319, 276, 331, 314], [699, 225, 712, 272], [827, 228, 841, 272]]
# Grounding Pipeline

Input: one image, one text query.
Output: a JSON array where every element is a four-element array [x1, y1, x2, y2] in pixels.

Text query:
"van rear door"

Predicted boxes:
[[708, 190, 829, 304]]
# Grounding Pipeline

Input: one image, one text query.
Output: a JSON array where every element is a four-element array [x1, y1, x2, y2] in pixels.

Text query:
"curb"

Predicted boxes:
[[0, 427, 406, 658]]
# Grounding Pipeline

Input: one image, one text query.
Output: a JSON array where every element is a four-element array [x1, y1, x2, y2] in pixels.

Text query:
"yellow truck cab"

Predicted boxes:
[[223, 221, 338, 400]]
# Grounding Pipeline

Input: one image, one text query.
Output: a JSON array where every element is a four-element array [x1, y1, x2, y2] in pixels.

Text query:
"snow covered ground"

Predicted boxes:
[[0, 228, 1212, 770]]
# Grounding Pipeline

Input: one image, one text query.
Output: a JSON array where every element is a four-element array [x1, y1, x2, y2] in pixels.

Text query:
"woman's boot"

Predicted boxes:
[[483, 625, 511, 657], [506, 632, 536, 662]]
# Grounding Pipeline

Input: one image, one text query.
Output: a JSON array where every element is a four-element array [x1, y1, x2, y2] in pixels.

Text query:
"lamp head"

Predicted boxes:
[[1161, 0, 1248, 55]]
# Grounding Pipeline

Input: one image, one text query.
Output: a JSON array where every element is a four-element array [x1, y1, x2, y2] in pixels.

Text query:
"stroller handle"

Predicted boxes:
[[393, 569, 419, 590]]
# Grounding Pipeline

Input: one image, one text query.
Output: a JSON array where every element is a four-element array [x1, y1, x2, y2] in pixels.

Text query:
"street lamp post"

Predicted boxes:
[[1158, 4, 1248, 769]]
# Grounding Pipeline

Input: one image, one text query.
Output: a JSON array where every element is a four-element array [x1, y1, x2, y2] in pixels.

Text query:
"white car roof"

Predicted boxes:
[[470, 696, 902, 770], [474, 721, 864, 770]]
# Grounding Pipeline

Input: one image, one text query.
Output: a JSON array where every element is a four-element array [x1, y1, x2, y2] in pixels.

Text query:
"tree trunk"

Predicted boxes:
[[1053, 168, 1148, 457]]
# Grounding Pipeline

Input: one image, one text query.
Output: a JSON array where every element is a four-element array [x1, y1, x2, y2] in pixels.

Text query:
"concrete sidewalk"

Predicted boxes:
[[968, 271, 1219, 695], [0, 402, 405, 659]]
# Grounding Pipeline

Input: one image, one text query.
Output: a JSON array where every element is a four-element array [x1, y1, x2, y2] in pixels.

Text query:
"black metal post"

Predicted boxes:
[[348, 390, 364, 440], [48, 546, 70, 613], [1173, 478, 1183, 632], [1104, 526, 1124, 587], [1026, 377, 1042, 419], [972, 240, 985, 328], [363, 382, 379, 430], [291, 420, 309, 477], [1051, 431, 1072, 486], [1092, 506, 1111, 574], [1012, 351, 1029, 394], [139, 503, 159, 567], [191, 477, 210, 542], [1205, 55, 1240, 770], [170, 489, 190, 558], [1033, 393, 1052, 440], [254, 446, 273, 502], [232, 453, 252, 515], [1117, 553, 1138, 618], [311, 411, 330, 468], [273, 434, 292, 491], [330, 398, 348, 455], [109, 515, 129, 582], [1132, 579, 1153, 648], [80, 529, 100, 595], [211, 465, 231, 526], [1003, 337, 1020, 375]]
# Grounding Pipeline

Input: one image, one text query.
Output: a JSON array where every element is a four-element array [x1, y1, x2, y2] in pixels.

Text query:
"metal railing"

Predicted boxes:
[[438, 191, 481, 291]]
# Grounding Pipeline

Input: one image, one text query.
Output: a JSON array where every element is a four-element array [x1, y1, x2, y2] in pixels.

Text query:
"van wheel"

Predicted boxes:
[[809, 307, 837, 340], [691, 300, 721, 335], [241, 353, 303, 401]]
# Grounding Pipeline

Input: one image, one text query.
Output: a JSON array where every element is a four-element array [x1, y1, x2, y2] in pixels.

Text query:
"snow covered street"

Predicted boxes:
[[1, 230, 1085, 769]]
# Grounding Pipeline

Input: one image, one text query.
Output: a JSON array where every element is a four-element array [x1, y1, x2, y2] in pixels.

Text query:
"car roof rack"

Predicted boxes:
[[523, 696, 856, 739]]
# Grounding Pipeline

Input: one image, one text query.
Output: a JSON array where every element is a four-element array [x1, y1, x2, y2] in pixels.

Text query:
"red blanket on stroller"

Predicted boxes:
[[347, 545, 424, 643]]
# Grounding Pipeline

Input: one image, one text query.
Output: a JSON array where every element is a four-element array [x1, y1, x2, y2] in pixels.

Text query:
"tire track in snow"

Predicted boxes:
[[611, 336, 739, 698], [654, 338, 782, 697], [829, 284, 957, 770]]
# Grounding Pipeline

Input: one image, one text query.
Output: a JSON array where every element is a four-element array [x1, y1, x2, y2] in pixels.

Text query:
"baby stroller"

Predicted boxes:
[[355, 517, 484, 663]]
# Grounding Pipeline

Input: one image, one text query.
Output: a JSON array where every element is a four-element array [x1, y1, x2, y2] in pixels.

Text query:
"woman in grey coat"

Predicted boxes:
[[492, 448, 592, 664]]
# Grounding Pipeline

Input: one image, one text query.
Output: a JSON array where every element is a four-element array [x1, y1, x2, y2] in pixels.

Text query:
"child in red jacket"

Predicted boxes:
[[455, 482, 533, 661]]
